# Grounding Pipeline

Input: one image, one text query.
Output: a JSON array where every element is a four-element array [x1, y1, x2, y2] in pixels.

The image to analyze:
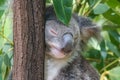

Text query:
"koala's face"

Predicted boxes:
[[45, 18, 80, 59]]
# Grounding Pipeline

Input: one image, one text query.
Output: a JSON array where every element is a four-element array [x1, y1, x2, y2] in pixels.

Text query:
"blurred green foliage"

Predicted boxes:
[[0, 0, 13, 80], [0, 0, 120, 80]]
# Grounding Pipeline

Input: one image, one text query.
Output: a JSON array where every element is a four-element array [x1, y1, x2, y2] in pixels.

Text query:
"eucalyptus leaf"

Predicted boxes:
[[109, 30, 120, 43], [88, 0, 98, 7], [109, 67, 120, 80], [0, 49, 2, 55], [109, 33, 119, 50], [0, 0, 6, 6], [46, 0, 51, 3], [53, 0, 73, 25], [106, 41, 120, 57], [100, 40, 107, 60], [103, 9, 120, 25], [107, 0, 120, 9], [0, 10, 4, 18], [93, 3, 109, 14], [86, 49, 101, 59], [102, 25, 120, 31], [3, 54, 11, 67], [0, 56, 3, 73]]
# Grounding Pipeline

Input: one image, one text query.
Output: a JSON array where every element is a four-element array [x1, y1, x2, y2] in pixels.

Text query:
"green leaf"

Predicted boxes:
[[102, 24, 120, 31], [103, 9, 120, 25], [2, 63, 7, 80], [53, 0, 73, 25], [108, 30, 120, 49], [93, 3, 109, 14], [0, 0, 6, 6], [0, 49, 3, 55], [3, 54, 11, 67], [0, 74, 2, 80], [46, 0, 51, 3], [0, 5, 7, 18], [100, 40, 107, 60], [109, 31, 120, 42], [106, 41, 120, 57], [0, 10, 4, 18], [107, 0, 120, 9], [0, 56, 3, 73], [88, 0, 98, 7], [109, 67, 120, 80], [86, 49, 101, 59]]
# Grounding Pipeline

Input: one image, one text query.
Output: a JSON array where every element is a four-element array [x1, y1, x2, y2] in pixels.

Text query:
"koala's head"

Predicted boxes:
[[45, 6, 100, 59]]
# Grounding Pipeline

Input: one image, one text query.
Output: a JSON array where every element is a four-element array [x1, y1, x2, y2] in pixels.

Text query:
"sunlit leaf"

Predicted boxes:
[[53, 0, 73, 25], [109, 67, 120, 80], [107, 0, 120, 8], [93, 3, 109, 14]]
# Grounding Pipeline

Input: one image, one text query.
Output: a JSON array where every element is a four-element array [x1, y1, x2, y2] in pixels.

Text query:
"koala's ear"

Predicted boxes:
[[73, 14, 101, 42], [80, 26, 100, 42]]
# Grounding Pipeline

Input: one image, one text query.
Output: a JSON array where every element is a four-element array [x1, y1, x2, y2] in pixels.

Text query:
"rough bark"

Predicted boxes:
[[13, 0, 45, 80]]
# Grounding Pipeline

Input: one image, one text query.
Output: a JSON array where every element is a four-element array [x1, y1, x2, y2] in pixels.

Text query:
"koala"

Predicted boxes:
[[8, 6, 100, 80], [45, 6, 100, 80]]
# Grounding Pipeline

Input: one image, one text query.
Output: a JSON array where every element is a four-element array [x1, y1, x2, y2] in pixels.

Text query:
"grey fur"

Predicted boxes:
[[54, 55, 99, 80], [45, 6, 100, 80]]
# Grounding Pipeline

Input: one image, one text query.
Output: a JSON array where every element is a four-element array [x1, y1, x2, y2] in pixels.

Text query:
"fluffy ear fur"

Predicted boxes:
[[80, 26, 100, 42], [73, 14, 101, 42]]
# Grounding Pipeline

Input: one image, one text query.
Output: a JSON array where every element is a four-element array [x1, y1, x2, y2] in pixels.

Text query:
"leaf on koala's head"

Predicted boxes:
[[53, 0, 73, 25]]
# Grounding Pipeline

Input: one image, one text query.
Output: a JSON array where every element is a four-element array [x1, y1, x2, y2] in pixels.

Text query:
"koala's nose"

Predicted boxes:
[[62, 33, 73, 53]]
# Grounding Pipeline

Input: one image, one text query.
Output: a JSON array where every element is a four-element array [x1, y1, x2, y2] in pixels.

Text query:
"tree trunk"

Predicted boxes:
[[13, 0, 45, 80]]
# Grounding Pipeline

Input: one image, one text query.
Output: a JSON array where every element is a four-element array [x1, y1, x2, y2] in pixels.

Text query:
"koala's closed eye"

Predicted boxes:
[[49, 28, 58, 36]]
